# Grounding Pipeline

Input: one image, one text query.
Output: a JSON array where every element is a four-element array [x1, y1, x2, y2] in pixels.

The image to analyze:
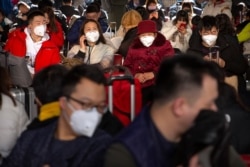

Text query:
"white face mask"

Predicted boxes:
[[33, 24, 46, 37], [202, 34, 217, 46], [85, 31, 100, 43], [139, 35, 155, 47], [66, 103, 102, 137]]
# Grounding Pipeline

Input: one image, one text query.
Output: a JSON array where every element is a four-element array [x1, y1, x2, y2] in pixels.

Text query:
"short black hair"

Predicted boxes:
[[27, 10, 44, 24], [86, 3, 100, 13], [173, 10, 189, 25], [191, 15, 201, 26], [62, 0, 71, 3], [33, 65, 68, 104], [62, 64, 106, 97], [38, 0, 54, 10], [0, 8, 5, 17], [135, 6, 149, 20], [154, 55, 219, 104], [216, 13, 235, 34], [198, 15, 218, 32]]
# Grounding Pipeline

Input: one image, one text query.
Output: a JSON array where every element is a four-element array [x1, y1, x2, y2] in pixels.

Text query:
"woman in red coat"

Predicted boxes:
[[124, 20, 175, 105], [42, 6, 64, 49]]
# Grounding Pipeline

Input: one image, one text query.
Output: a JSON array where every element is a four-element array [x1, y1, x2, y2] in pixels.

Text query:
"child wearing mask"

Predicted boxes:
[[124, 20, 174, 106], [161, 10, 192, 54]]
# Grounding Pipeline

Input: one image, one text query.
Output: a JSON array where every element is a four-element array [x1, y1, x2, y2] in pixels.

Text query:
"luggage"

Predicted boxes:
[[0, 51, 32, 87], [105, 66, 142, 126], [10, 87, 38, 120]]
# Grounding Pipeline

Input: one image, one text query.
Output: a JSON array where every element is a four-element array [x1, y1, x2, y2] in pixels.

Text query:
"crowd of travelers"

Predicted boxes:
[[1, 0, 250, 166]]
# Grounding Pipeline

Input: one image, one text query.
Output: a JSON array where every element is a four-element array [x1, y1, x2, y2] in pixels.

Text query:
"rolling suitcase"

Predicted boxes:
[[10, 87, 38, 120], [106, 68, 142, 126]]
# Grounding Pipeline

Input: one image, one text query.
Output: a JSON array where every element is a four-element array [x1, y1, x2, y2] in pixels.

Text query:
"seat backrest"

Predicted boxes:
[[113, 54, 123, 66]]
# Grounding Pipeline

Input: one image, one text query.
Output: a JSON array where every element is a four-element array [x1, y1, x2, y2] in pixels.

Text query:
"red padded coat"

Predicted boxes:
[[4, 28, 61, 73]]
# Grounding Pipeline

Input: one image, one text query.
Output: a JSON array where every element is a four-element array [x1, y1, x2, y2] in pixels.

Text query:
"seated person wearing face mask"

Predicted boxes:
[[67, 19, 114, 69], [187, 16, 247, 91], [123, 20, 174, 106], [4, 10, 61, 85], [1, 64, 112, 167]]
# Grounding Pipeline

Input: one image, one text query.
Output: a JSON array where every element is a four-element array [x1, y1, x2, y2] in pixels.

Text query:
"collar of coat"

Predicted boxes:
[[131, 32, 167, 49]]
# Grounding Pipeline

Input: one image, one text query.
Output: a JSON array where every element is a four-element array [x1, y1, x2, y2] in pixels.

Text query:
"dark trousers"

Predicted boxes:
[[142, 85, 155, 107]]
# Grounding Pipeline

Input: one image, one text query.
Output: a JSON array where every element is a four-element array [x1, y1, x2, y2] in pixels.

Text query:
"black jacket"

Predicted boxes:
[[117, 27, 137, 58], [187, 33, 248, 77], [216, 83, 250, 154], [2, 121, 112, 167]]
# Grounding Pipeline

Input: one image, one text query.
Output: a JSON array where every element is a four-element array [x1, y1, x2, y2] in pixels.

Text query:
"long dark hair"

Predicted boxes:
[[42, 6, 58, 33], [0, 67, 16, 109], [80, 19, 106, 44], [216, 13, 236, 35]]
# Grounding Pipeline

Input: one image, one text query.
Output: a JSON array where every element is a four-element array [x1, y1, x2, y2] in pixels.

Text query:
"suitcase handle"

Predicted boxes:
[[107, 75, 135, 121], [107, 75, 134, 85]]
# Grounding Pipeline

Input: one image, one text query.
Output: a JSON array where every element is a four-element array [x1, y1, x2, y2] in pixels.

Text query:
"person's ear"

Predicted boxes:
[[199, 30, 202, 36], [28, 24, 32, 29], [154, 32, 157, 38], [59, 96, 67, 110], [171, 97, 187, 117]]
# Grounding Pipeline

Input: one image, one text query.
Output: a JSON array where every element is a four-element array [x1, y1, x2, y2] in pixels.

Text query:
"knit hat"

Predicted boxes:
[[121, 10, 142, 30], [137, 20, 157, 35], [17, 0, 31, 9]]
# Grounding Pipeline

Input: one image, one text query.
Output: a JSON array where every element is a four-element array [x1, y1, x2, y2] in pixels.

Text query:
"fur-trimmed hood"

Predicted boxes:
[[131, 32, 168, 49]]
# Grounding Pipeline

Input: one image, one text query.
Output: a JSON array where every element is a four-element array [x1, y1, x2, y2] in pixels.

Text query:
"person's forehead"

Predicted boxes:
[[202, 26, 218, 32], [85, 22, 97, 27], [32, 16, 45, 21], [86, 12, 98, 17], [140, 32, 155, 36], [72, 78, 105, 100]]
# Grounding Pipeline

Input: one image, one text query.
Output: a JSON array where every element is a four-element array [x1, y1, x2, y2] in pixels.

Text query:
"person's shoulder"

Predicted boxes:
[[130, 37, 143, 49], [93, 128, 113, 141], [98, 42, 115, 51], [0, 94, 25, 111], [42, 38, 60, 49], [8, 27, 26, 38], [20, 120, 56, 139], [0, 94, 21, 118], [155, 32, 169, 46], [104, 142, 137, 167]]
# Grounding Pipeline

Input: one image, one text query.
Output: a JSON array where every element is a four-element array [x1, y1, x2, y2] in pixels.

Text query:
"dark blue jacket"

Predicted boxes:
[[67, 17, 108, 45], [116, 106, 177, 167], [1, 121, 112, 167]]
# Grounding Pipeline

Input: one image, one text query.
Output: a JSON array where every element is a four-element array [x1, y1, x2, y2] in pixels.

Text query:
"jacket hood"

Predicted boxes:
[[131, 32, 167, 49]]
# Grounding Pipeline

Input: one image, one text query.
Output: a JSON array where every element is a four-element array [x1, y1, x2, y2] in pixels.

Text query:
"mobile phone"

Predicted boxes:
[[84, 40, 88, 46], [209, 46, 220, 63]]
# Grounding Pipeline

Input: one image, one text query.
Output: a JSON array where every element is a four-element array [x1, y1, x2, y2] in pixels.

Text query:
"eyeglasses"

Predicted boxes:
[[67, 96, 107, 113]]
